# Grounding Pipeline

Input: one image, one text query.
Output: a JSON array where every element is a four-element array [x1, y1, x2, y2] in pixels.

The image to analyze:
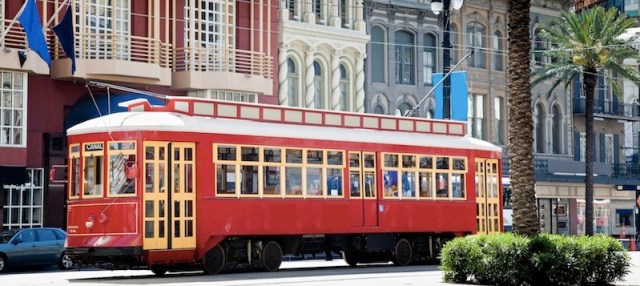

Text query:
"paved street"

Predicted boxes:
[[1, 252, 639, 286]]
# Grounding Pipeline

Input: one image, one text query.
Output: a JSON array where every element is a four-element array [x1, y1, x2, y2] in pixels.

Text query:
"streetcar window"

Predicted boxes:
[[306, 167, 322, 196], [364, 154, 375, 168], [286, 149, 303, 163], [364, 171, 376, 198], [264, 148, 281, 163], [401, 171, 416, 198], [436, 157, 449, 169], [286, 167, 302, 195], [453, 158, 466, 170], [70, 156, 80, 198], [69, 144, 80, 199], [241, 147, 259, 162], [216, 164, 236, 195], [452, 173, 465, 198], [327, 151, 343, 165], [419, 172, 433, 198], [108, 153, 136, 195], [402, 155, 415, 168], [383, 170, 398, 197], [263, 166, 281, 195], [217, 145, 236, 161], [419, 156, 432, 169], [327, 168, 342, 196], [436, 173, 448, 197], [384, 154, 398, 168], [240, 165, 259, 195], [307, 150, 324, 164], [349, 153, 361, 198], [83, 155, 103, 197]]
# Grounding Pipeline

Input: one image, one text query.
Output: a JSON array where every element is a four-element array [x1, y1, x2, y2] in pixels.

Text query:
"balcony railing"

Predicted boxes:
[[50, 32, 173, 68], [1, 19, 27, 50], [612, 163, 640, 179], [573, 98, 640, 118], [502, 158, 549, 178], [174, 47, 273, 79]]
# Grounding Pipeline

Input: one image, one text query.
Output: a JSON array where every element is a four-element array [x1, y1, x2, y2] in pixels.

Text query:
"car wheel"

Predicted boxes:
[[58, 252, 74, 270], [0, 255, 7, 273]]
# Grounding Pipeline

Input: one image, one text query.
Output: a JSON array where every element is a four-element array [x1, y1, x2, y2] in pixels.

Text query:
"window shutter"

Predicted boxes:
[[574, 131, 581, 161], [614, 134, 619, 165], [599, 133, 605, 162]]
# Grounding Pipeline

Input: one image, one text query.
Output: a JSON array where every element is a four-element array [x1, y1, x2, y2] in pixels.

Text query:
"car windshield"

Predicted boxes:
[[0, 230, 18, 243]]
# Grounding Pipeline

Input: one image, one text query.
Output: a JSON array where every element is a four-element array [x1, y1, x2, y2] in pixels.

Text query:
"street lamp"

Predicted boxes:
[[430, 0, 463, 119]]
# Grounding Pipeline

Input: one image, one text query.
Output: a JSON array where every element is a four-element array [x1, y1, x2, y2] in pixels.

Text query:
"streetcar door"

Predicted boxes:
[[143, 142, 197, 250], [348, 152, 378, 227], [475, 159, 501, 234]]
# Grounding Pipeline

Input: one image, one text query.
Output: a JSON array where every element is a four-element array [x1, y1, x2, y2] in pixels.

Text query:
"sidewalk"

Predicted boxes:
[[618, 251, 640, 286]]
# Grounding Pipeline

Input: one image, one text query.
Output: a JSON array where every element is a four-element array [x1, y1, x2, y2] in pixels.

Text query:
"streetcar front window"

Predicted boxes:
[[69, 144, 80, 199], [84, 155, 103, 197]]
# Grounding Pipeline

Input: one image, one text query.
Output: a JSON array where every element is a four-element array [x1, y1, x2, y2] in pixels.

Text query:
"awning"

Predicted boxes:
[[0, 166, 29, 186], [64, 92, 165, 131]]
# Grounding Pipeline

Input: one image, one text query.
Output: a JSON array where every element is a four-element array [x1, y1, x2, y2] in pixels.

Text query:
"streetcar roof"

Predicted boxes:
[[68, 112, 502, 153]]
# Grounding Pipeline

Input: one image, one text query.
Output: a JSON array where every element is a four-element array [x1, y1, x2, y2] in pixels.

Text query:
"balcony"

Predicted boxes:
[[573, 98, 640, 121], [50, 32, 173, 86], [503, 157, 640, 184], [172, 47, 273, 94], [0, 19, 49, 74]]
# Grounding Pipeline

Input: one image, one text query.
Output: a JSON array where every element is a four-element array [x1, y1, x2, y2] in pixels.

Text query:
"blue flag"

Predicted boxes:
[[53, 6, 76, 74], [18, 0, 51, 66], [432, 71, 468, 121]]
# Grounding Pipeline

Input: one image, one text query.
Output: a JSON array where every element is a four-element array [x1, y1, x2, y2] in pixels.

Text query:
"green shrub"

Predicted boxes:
[[578, 235, 630, 285], [474, 233, 530, 286], [530, 234, 585, 286], [440, 235, 483, 283], [440, 233, 630, 286]]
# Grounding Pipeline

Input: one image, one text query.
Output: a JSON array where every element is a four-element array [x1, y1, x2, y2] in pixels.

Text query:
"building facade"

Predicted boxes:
[[0, 0, 279, 230]]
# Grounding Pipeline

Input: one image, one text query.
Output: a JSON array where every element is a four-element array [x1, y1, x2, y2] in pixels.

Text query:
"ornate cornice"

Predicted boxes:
[[282, 22, 370, 46]]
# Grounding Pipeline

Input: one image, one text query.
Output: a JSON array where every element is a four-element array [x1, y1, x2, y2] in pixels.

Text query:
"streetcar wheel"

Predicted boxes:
[[58, 252, 74, 270], [261, 241, 283, 272], [0, 255, 7, 273], [342, 251, 359, 267], [203, 245, 226, 275], [393, 239, 413, 266], [151, 265, 168, 276]]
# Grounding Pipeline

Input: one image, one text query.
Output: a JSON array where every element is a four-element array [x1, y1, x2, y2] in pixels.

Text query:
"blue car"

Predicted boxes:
[[0, 228, 73, 272]]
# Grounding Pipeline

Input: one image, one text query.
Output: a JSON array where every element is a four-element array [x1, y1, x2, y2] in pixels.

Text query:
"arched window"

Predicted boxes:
[[395, 30, 415, 84], [313, 61, 325, 109], [423, 33, 436, 85], [371, 26, 386, 83], [373, 105, 385, 114], [396, 102, 412, 116], [450, 25, 458, 64], [287, 58, 299, 107], [536, 104, 545, 153], [339, 64, 350, 111], [534, 28, 545, 67], [466, 22, 485, 68], [493, 31, 504, 71], [552, 104, 562, 154]]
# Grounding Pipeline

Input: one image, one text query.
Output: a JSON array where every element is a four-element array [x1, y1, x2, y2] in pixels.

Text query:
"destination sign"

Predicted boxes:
[[84, 143, 104, 152]]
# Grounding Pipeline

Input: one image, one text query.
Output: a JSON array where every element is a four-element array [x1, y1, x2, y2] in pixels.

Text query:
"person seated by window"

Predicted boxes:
[[327, 171, 342, 196], [402, 172, 414, 198]]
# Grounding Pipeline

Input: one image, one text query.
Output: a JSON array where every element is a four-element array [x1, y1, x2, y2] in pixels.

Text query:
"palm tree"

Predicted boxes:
[[508, 0, 539, 236], [533, 6, 640, 235]]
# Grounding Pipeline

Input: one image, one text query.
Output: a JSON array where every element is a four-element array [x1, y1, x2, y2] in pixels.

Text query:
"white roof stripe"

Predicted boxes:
[[68, 112, 502, 153]]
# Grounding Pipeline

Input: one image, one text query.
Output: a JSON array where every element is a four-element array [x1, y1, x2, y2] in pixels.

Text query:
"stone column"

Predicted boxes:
[[278, 45, 289, 106], [305, 48, 316, 108], [355, 53, 365, 112], [331, 52, 341, 110]]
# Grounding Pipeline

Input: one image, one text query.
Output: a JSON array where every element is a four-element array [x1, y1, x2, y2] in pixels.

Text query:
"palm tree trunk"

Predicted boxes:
[[507, 0, 539, 235], [583, 70, 597, 236]]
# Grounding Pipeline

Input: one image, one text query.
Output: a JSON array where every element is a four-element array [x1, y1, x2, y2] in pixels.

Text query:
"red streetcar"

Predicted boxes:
[[60, 97, 503, 275]]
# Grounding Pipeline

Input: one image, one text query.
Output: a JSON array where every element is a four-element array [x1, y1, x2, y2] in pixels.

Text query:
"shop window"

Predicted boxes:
[[616, 209, 633, 227]]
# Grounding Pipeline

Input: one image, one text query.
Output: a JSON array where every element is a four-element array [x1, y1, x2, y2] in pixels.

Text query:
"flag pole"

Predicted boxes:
[[44, 0, 71, 29], [0, 0, 29, 45]]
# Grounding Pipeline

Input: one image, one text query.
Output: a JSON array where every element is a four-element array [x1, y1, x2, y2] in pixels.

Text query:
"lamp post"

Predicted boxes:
[[431, 0, 463, 120]]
